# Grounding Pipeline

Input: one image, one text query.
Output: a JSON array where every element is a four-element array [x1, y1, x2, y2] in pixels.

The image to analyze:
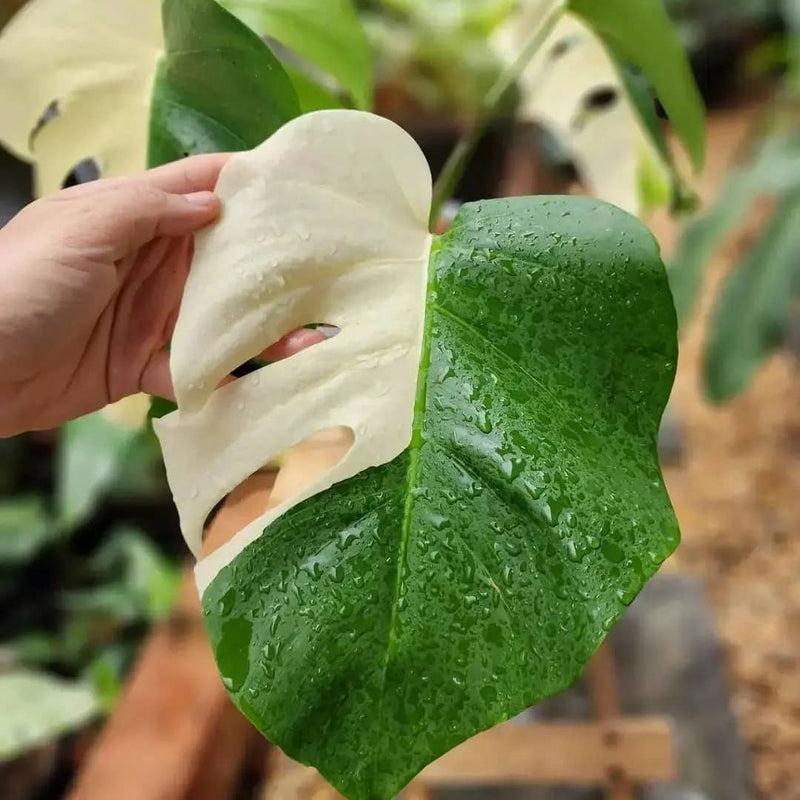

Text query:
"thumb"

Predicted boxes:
[[158, 191, 221, 237]]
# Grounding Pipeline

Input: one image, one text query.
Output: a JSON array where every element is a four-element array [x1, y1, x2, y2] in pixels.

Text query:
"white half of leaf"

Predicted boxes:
[[154, 110, 433, 593], [0, 0, 162, 195], [0, 671, 99, 760], [493, 7, 670, 216]]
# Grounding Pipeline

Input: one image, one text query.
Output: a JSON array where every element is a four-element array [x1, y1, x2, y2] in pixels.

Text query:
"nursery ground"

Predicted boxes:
[[651, 102, 800, 800]]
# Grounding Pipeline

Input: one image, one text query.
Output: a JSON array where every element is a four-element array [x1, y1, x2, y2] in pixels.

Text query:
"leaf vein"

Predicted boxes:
[[433, 303, 569, 412]]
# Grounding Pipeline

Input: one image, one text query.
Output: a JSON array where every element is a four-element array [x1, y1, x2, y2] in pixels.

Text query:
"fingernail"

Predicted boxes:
[[184, 191, 217, 208]]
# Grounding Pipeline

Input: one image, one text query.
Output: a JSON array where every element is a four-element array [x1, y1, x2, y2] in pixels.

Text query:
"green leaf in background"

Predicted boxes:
[[201, 197, 680, 800], [285, 65, 346, 113], [569, 0, 706, 172], [86, 650, 126, 713], [382, 0, 518, 37], [91, 528, 180, 620], [7, 633, 66, 668], [704, 191, 800, 403], [149, 396, 179, 421], [60, 528, 180, 629], [0, 497, 51, 567], [0, 671, 98, 760], [670, 133, 800, 324], [57, 413, 141, 528], [148, 0, 301, 168], [220, 0, 372, 109], [616, 63, 697, 215]]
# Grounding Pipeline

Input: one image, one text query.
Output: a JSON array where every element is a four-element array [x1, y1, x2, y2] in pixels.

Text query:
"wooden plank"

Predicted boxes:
[[403, 784, 434, 800], [418, 719, 677, 785], [263, 750, 343, 800], [585, 644, 636, 800], [263, 718, 675, 798], [185, 696, 256, 800], [67, 476, 275, 800], [66, 578, 252, 800]]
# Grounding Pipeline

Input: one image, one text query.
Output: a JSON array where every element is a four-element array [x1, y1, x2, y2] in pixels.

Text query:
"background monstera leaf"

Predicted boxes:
[[0, 0, 309, 192], [0, 0, 162, 194], [495, 0, 705, 216], [154, 110, 679, 800], [568, 0, 705, 173], [149, 0, 300, 168], [494, 10, 670, 215]]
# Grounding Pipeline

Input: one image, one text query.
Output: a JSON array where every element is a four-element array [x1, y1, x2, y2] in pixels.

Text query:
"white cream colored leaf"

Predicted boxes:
[[154, 110, 433, 591], [0, 0, 162, 196], [102, 394, 152, 431], [494, 3, 670, 216]]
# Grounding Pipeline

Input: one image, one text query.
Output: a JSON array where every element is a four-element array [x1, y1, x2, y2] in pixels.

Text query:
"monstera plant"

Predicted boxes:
[[0, 0, 370, 194], [0, 0, 704, 798], [493, 0, 704, 216], [670, 31, 800, 403]]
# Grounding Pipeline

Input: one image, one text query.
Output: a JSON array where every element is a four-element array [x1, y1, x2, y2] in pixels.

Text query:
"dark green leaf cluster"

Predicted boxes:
[[0, 418, 180, 714], [670, 131, 800, 402]]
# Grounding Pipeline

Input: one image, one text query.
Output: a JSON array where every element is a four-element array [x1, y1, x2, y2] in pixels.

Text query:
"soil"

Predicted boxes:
[[648, 102, 800, 800]]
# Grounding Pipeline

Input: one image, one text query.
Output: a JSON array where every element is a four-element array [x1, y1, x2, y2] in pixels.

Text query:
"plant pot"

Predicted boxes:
[[403, 117, 514, 203]]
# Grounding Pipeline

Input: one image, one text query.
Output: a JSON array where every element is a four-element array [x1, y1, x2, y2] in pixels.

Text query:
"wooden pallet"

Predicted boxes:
[[68, 436, 676, 800]]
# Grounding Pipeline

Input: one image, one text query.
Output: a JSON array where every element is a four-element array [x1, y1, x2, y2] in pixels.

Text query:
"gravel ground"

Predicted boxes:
[[651, 102, 800, 800]]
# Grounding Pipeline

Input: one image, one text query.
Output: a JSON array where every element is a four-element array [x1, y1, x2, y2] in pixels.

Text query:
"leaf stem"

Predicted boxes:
[[429, 1, 566, 228]]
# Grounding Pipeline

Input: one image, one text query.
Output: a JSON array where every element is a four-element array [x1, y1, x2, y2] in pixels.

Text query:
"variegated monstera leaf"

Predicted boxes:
[[493, 0, 705, 216], [0, 0, 368, 195], [155, 110, 680, 800]]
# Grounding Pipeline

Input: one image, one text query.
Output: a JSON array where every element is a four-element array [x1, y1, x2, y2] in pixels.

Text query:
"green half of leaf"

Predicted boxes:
[[616, 62, 694, 215], [200, 196, 680, 800], [148, 0, 301, 167]]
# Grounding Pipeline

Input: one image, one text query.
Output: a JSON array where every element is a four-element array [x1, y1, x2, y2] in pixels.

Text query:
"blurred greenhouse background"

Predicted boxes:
[[1, 1, 800, 799]]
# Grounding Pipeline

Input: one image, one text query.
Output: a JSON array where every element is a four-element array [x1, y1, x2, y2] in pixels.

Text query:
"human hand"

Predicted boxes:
[[0, 156, 322, 437]]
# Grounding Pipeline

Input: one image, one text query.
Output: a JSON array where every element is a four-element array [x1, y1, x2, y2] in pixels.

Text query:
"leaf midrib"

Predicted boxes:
[[371, 239, 437, 788], [371, 250, 586, 783], [369, 232, 661, 785]]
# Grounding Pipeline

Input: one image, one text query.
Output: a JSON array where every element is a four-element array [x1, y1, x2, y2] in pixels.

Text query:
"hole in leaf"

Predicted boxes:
[[30, 100, 58, 146], [228, 324, 340, 381], [549, 34, 580, 60], [570, 87, 620, 134], [584, 87, 619, 113], [63, 158, 100, 189], [201, 426, 354, 558]]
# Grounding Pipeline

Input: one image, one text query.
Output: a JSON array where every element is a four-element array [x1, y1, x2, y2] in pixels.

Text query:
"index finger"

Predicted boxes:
[[139, 152, 232, 195]]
